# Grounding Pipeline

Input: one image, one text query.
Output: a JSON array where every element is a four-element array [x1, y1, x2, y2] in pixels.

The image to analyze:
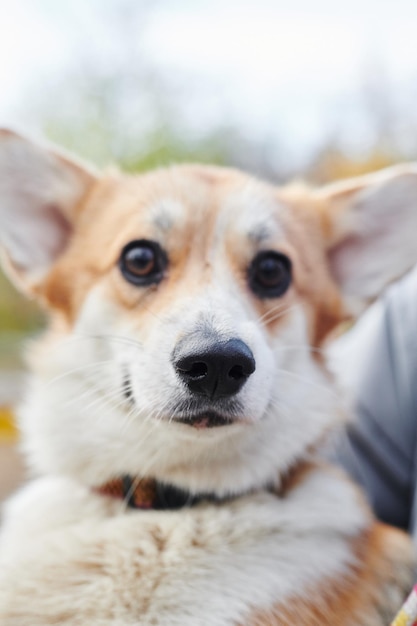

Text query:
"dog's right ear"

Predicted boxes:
[[0, 129, 99, 295]]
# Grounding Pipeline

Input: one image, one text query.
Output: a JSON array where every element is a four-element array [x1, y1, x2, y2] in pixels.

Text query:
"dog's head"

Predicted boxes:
[[1, 130, 417, 495]]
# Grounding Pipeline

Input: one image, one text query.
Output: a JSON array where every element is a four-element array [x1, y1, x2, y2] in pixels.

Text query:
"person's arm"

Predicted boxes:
[[334, 267, 417, 531]]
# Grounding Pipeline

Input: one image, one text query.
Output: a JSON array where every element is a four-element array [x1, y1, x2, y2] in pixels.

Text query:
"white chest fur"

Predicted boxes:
[[0, 466, 368, 626]]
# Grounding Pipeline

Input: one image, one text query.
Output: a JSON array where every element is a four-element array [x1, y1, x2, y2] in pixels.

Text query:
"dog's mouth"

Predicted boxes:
[[122, 369, 244, 429], [173, 411, 236, 429]]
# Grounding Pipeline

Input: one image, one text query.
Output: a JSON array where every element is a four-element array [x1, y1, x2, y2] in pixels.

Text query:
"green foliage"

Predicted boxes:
[[43, 118, 231, 173], [119, 127, 230, 173]]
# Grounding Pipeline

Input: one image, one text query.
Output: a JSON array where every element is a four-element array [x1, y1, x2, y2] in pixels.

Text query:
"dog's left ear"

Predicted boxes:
[[319, 164, 417, 315], [0, 129, 99, 295]]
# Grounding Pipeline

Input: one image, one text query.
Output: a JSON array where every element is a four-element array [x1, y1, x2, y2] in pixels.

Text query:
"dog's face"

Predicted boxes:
[[2, 130, 417, 495]]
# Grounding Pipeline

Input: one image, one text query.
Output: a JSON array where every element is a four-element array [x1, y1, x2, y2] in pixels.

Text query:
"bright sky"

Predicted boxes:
[[1, 0, 417, 162]]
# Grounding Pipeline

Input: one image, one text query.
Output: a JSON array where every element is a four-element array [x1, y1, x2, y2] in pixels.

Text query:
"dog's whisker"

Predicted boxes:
[[258, 303, 300, 327], [118, 395, 172, 435], [257, 302, 293, 324], [42, 360, 116, 389], [119, 395, 162, 431], [121, 475, 143, 510], [258, 301, 298, 322], [151, 398, 174, 424], [80, 387, 129, 416], [141, 396, 173, 425], [70, 333, 144, 350], [51, 375, 124, 412], [58, 384, 109, 411]]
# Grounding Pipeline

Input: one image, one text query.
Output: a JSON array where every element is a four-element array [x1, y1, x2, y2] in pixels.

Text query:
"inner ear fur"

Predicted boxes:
[[0, 129, 99, 295], [316, 164, 417, 316]]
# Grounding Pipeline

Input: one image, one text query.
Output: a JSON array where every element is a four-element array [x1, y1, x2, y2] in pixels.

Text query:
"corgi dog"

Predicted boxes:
[[0, 129, 415, 626]]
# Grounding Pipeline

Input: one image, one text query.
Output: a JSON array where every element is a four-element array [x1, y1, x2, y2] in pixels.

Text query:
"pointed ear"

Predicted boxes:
[[318, 165, 417, 315], [0, 129, 99, 294]]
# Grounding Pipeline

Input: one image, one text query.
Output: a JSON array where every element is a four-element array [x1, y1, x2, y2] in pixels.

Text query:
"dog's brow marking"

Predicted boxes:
[[224, 183, 286, 245], [150, 199, 184, 233], [153, 211, 173, 232], [248, 223, 274, 243]]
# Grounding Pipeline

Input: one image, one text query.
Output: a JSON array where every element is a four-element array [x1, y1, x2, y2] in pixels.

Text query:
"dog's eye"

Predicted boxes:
[[248, 251, 292, 298], [119, 240, 168, 286]]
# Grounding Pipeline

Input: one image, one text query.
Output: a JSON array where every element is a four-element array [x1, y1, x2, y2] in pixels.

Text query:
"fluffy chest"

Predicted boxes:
[[0, 468, 368, 626]]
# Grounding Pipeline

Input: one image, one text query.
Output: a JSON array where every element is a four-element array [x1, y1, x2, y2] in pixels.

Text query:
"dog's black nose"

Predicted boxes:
[[174, 338, 255, 400]]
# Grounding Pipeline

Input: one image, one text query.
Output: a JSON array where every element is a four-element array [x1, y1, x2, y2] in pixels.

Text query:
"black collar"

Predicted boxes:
[[95, 475, 227, 510]]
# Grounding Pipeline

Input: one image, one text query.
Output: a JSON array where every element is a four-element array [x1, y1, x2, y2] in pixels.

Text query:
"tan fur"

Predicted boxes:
[[243, 524, 413, 626]]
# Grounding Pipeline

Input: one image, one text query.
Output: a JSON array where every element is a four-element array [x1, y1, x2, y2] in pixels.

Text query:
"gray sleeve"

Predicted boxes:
[[336, 268, 417, 531]]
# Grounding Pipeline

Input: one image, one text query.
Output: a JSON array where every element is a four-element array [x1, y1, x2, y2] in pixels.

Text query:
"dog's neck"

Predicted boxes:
[[93, 462, 311, 511]]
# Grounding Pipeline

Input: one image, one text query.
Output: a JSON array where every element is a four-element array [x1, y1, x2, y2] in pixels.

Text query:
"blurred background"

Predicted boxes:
[[1, 0, 417, 495]]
